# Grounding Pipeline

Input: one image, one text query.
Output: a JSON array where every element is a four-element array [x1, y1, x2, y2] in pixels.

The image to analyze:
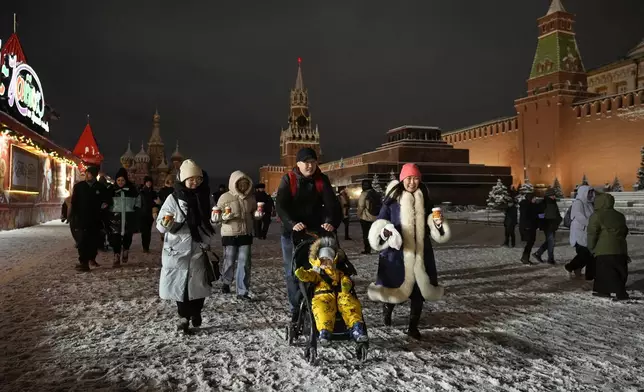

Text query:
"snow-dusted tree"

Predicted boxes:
[[611, 176, 624, 192], [516, 178, 534, 202], [552, 177, 564, 199], [371, 173, 384, 194], [389, 170, 396, 182], [486, 179, 511, 210], [637, 146, 644, 191], [581, 173, 589, 186]]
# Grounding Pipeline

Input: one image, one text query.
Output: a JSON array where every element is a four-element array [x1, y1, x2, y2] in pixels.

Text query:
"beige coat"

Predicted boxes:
[[217, 171, 256, 237], [357, 191, 377, 222]]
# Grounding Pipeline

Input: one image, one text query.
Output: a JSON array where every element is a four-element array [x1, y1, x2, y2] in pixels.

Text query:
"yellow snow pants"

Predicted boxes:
[[311, 291, 363, 332]]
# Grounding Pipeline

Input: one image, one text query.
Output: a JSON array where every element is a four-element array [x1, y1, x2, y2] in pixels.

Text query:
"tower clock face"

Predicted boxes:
[[296, 115, 308, 127]]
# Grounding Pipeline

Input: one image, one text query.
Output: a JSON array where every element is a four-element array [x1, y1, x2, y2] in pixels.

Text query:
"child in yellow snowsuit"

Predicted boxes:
[[294, 237, 368, 345]]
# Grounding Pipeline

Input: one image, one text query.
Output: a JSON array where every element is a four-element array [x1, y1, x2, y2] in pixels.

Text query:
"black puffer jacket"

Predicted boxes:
[[108, 183, 141, 235], [70, 180, 110, 230]]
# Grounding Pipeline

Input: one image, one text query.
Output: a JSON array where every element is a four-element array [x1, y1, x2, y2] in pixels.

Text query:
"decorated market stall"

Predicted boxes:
[[0, 32, 79, 230]]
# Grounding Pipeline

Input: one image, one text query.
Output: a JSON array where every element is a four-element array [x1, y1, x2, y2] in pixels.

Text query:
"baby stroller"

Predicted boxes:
[[284, 231, 369, 364]]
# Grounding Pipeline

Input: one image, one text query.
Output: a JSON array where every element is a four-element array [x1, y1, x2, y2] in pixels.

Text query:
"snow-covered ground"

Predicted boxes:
[[1, 221, 643, 391]]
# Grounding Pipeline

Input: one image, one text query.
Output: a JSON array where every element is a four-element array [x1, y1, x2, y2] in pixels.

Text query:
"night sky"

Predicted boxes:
[[1, 1, 643, 182]]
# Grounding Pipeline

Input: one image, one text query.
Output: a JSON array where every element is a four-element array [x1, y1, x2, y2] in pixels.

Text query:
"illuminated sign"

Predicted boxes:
[[0, 41, 49, 133]]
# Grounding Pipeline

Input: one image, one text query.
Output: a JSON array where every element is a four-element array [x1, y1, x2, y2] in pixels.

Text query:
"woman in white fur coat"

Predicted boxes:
[[368, 163, 450, 339]]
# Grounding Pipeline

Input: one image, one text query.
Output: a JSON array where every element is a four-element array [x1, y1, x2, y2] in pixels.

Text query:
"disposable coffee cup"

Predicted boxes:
[[213, 206, 222, 214], [257, 202, 265, 212], [224, 206, 232, 214], [163, 213, 174, 225], [431, 207, 442, 219]]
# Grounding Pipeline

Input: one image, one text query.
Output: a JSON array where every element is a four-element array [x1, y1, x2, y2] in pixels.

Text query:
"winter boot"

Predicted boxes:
[[221, 284, 231, 294], [89, 260, 100, 267], [592, 292, 611, 298], [351, 322, 369, 343], [406, 300, 423, 340], [237, 294, 251, 301], [113, 253, 121, 268], [191, 314, 202, 328], [532, 252, 544, 263], [122, 250, 129, 263], [177, 318, 190, 334], [318, 329, 331, 346], [614, 292, 630, 301], [383, 303, 395, 327], [75, 262, 90, 272]]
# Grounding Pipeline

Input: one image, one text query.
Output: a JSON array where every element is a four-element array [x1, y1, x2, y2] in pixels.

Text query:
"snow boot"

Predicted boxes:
[[592, 292, 611, 298], [406, 301, 422, 340], [122, 250, 129, 263], [237, 294, 251, 301], [177, 318, 190, 334], [318, 329, 331, 346], [351, 322, 369, 343], [75, 263, 90, 272], [532, 252, 543, 263], [113, 253, 121, 268], [383, 303, 394, 327], [89, 260, 100, 267], [221, 284, 231, 294], [191, 314, 202, 328]]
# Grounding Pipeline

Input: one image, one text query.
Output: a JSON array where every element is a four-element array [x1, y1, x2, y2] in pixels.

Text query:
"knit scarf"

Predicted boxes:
[[175, 182, 214, 243]]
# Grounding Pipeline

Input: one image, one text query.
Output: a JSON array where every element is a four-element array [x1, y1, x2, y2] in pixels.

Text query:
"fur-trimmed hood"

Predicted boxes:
[[228, 170, 253, 198], [308, 236, 346, 267]]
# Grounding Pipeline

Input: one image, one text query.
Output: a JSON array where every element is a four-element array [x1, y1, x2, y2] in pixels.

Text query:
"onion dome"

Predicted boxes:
[[157, 156, 169, 170], [120, 140, 135, 165], [135, 142, 150, 163], [171, 140, 183, 161]]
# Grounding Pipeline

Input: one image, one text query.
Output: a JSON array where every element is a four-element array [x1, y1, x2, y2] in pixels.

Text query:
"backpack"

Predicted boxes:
[[563, 204, 573, 228], [365, 189, 383, 216], [287, 171, 324, 197]]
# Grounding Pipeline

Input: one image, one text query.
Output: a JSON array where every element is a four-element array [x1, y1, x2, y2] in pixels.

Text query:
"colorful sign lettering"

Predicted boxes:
[[0, 51, 49, 133]]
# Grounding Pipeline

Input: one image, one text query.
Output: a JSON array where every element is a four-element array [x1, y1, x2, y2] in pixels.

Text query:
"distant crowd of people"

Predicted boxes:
[[502, 184, 630, 301]]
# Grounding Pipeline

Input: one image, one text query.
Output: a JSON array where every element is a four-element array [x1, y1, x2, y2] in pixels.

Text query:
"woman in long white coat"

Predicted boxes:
[[157, 159, 215, 334]]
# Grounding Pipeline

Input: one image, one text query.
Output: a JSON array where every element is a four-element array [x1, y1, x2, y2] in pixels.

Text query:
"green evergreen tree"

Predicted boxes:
[[486, 179, 511, 210], [552, 177, 564, 199]]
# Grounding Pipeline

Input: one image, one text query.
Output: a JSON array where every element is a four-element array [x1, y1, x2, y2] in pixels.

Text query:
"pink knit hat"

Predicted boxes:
[[399, 163, 421, 181]]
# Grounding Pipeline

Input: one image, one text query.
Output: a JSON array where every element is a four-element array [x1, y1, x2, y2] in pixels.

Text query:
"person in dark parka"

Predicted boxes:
[[587, 193, 630, 300], [533, 188, 561, 264], [139, 175, 159, 253], [108, 168, 141, 267], [276, 147, 342, 322], [69, 165, 110, 271], [503, 200, 518, 247], [519, 193, 540, 264]]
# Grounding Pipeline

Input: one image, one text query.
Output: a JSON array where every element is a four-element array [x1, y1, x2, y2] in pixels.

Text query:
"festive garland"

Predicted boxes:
[[1, 128, 77, 167]]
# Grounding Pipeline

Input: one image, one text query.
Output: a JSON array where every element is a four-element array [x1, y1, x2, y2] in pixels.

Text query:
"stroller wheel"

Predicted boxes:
[[304, 346, 317, 365], [356, 343, 368, 362]]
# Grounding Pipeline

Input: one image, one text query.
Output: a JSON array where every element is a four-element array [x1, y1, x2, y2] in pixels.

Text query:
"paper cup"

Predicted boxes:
[[431, 207, 442, 219], [212, 206, 222, 214], [257, 202, 265, 212], [163, 213, 174, 225], [224, 206, 232, 214]]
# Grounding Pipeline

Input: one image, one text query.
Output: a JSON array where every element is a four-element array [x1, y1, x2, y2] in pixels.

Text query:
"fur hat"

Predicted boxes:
[[399, 163, 421, 182], [179, 159, 203, 182], [85, 165, 99, 177], [114, 167, 128, 181]]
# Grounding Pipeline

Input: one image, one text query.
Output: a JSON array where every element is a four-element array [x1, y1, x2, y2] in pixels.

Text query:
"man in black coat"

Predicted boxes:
[[519, 193, 539, 264], [69, 165, 110, 271], [139, 175, 159, 253], [253, 183, 274, 240], [276, 147, 342, 321], [533, 188, 562, 264], [503, 200, 518, 247]]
